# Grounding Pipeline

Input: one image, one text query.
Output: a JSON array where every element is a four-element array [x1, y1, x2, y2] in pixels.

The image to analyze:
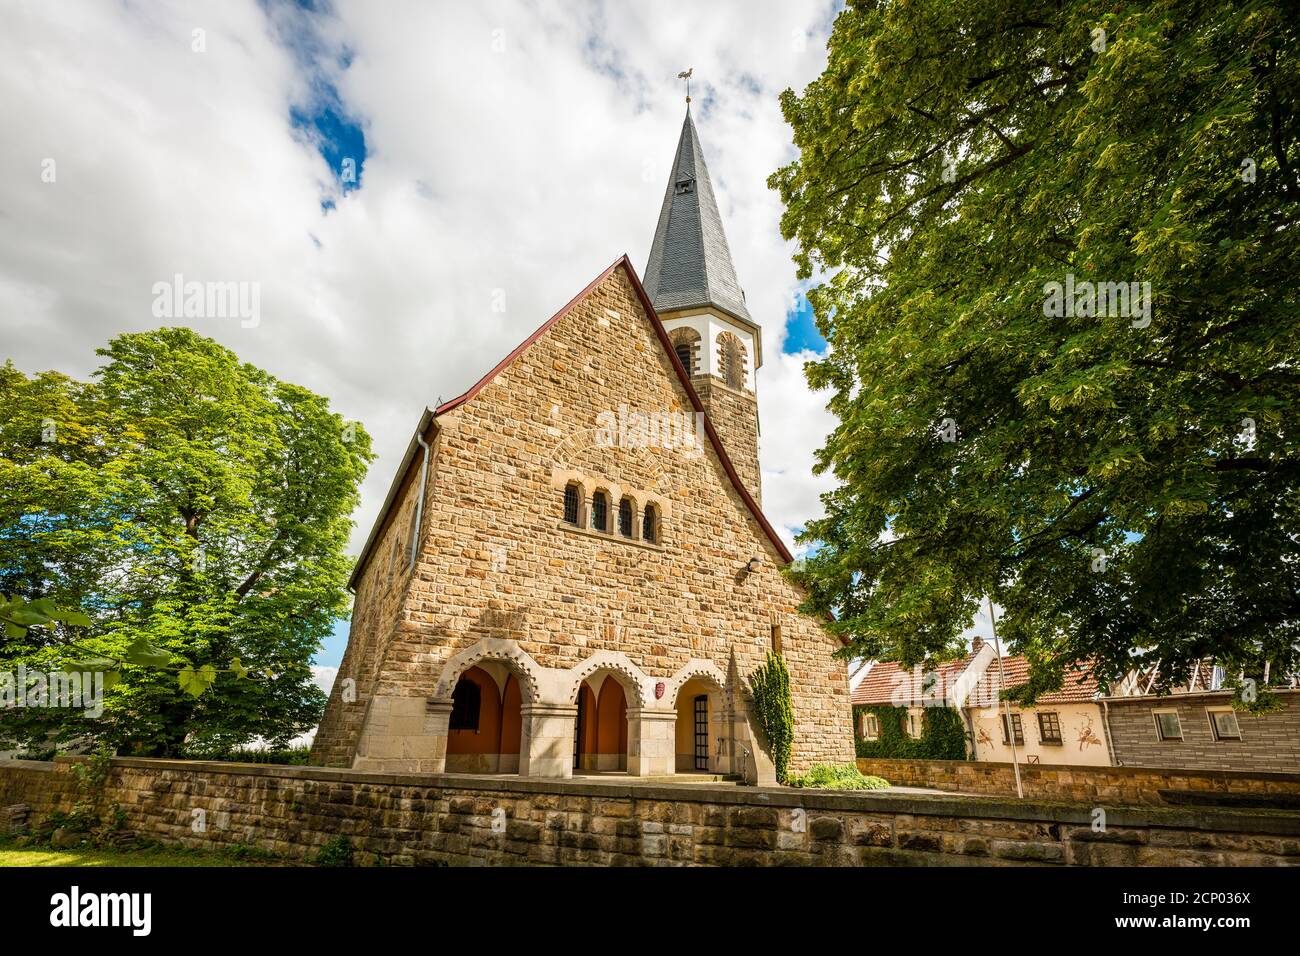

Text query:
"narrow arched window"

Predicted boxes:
[[618, 498, 633, 538], [717, 331, 747, 390], [670, 327, 701, 376], [592, 491, 609, 532], [563, 483, 580, 524], [449, 677, 481, 732], [642, 504, 658, 544]]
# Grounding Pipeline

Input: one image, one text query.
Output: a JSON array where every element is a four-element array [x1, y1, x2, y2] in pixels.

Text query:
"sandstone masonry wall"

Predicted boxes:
[[857, 757, 1300, 806], [4, 758, 1299, 867]]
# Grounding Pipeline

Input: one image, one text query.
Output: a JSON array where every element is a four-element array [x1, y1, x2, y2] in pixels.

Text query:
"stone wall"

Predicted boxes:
[[4, 758, 1299, 867], [1105, 691, 1300, 773], [313, 263, 854, 776], [857, 757, 1300, 806]]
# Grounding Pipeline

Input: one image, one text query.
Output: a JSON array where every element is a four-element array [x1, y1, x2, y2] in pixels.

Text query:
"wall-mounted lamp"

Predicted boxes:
[[744, 556, 761, 574]]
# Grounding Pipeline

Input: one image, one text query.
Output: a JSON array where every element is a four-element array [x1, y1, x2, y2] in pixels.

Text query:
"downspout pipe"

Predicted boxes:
[[409, 430, 432, 571], [1101, 698, 1119, 766]]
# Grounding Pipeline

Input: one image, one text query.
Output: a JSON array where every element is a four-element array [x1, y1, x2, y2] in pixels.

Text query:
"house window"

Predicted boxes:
[[770, 623, 782, 655], [1037, 711, 1063, 745], [1154, 710, 1183, 741], [1208, 707, 1241, 741], [591, 491, 609, 532], [618, 498, 633, 538], [862, 713, 880, 741], [449, 677, 481, 732], [563, 484, 580, 525], [642, 504, 658, 543], [906, 711, 922, 738], [1001, 712, 1024, 745]]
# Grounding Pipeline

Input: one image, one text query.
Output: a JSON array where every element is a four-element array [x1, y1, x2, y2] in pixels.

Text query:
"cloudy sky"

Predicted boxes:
[[2, 0, 866, 674]]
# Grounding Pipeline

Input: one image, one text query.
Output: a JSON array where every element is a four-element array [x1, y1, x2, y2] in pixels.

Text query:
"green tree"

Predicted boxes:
[[772, 1, 1299, 696], [0, 328, 372, 754]]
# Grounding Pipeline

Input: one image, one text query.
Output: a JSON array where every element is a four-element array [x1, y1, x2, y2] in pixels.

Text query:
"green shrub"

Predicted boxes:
[[182, 745, 312, 765], [315, 835, 354, 867], [788, 763, 889, 790]]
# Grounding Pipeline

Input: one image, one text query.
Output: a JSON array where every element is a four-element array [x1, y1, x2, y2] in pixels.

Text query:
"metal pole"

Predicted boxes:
[[987, 596, 1024, 799]]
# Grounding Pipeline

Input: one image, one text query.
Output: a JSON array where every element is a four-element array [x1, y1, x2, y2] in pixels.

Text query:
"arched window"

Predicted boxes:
[[618, 498, 633, 538], [669, 327, 701, 376], [449, 676, 481, 732], [563, 483, 580, 525], [642, 504, 658, 544], [591, 491, 609, 532], [717, 331, 747, 390]]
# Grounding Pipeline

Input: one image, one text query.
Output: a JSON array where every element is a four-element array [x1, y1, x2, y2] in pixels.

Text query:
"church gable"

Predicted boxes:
[[435, 256, 788, 565]]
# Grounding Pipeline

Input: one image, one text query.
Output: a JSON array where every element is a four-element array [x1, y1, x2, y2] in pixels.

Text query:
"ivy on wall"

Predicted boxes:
[[749, 652, 794, 784], [853, 704, 969, 761]]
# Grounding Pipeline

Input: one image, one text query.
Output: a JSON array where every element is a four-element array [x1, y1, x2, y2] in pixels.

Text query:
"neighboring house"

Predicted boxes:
[[964, 652, 1112, 767], [1102, 662, 1300, 773], [850, 641, 995, 756], [309, 106, 855, 781], [852, 639, 1114, 766]]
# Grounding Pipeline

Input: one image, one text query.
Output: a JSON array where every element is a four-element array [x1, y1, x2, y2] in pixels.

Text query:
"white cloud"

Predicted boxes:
[[0, 0, 842, 567]]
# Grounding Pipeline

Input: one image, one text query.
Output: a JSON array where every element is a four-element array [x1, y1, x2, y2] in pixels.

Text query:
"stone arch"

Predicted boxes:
[[665, 659, 728, 708], [435, 637, 543, 704], [716, 331, 748, 390], [566, 650, 648, 713], [669, 326, 701, 376]]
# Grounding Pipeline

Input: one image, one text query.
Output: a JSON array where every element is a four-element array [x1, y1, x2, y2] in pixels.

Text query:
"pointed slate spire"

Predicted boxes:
[[644, 107, 752, 324]]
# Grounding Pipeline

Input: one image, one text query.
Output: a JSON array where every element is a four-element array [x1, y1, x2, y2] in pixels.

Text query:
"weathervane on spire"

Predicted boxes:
[[677, 67, 693, 105]]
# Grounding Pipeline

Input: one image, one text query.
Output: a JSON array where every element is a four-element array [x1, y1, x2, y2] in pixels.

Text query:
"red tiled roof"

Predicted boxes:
[[967, 656, 1101, 707], [851, 654, 979, 707]]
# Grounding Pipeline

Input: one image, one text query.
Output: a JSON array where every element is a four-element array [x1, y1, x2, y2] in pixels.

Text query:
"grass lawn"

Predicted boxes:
[[0, 842, 279, 867]]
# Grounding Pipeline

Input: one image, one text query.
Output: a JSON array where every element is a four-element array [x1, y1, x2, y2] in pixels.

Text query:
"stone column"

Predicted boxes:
[[731, 703, 778, 786], [628, 709, 676, 776], [519, 703, 578, 778], [353, 695, 452, 774]]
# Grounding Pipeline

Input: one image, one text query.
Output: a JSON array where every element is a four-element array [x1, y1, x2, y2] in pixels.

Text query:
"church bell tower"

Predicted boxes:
[[643, 105, 762, 504]]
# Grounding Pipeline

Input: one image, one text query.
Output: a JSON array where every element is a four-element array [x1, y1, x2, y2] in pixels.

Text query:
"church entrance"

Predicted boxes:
[[674, 677, 724, 773], [573, 675, 628, 773], [445, 665, 523, 773]]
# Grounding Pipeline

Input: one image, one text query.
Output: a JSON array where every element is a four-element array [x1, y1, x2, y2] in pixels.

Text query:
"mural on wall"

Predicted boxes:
[[976, 724, 994, 748], [1076, 716, 1103, 751]]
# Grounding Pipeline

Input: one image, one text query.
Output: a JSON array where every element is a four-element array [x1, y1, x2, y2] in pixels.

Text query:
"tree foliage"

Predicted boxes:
[[0, 328, 372, 754], [772, 1, 1299, 696]]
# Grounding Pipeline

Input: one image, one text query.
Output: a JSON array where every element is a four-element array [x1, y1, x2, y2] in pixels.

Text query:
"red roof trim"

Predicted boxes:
[[431, 254, 794, 565]]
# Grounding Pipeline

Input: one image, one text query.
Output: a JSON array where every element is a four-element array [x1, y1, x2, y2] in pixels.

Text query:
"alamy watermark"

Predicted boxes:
[[1, 666, 105, 717], [151, 274, 260, 328], [595, 404, 706, 459], [1043, 273, 1151, 328]]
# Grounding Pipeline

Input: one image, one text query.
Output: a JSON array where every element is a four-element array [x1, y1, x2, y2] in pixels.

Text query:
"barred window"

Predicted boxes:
[[592, 491, 609, 532], [675, 343, 692, 371], [563, 483, 580, 524], [449, 677, 480, 732], [618, 498, 633, 537], [642, 504, 658, 543]]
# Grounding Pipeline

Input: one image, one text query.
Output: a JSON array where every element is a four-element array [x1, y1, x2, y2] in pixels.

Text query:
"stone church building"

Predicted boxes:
[[311, 108, 854, 782]]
